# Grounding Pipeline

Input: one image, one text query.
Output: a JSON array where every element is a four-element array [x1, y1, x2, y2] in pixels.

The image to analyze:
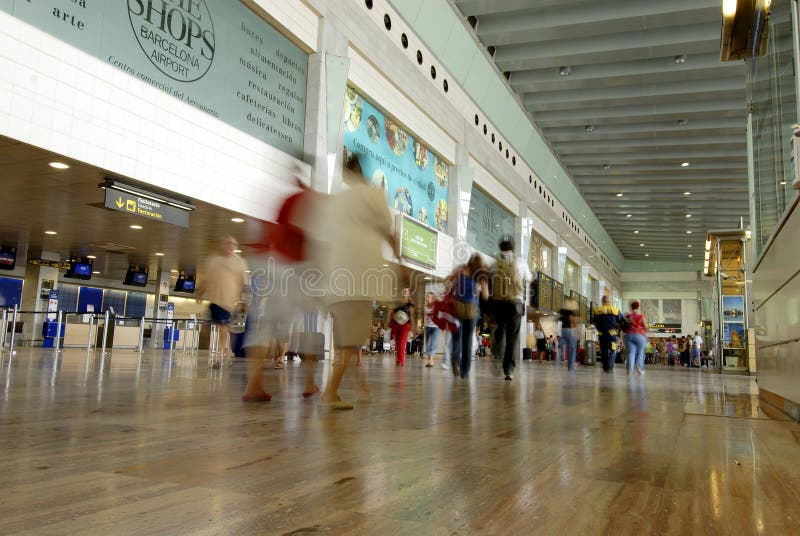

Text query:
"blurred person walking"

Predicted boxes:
[[196, 236, 249, 361], [559, 297, 579, 371], [449, 254, 488, 379], [320, 155, 401, 410], [623, 301, 649, 375], [390, 288, 415, 366], [534, 323, 547, 362], [423, 292, 440, 368], [490, 235, 531, 381], [592, 295, 623, 373]]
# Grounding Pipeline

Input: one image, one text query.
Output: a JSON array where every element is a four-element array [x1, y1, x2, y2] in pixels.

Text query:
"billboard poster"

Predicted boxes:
[[1, 0, 308, 158], [722, 295, 744, 321], [343, 86, 449, 231], [466, 186, 515, 256]]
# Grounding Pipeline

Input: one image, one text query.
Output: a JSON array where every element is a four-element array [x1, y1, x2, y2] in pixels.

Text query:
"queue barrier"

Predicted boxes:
[[0, 306, 220, 359]]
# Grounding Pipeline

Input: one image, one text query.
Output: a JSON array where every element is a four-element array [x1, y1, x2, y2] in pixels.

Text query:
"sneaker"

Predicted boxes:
[[638, 370, 645, 375], [441, 362, 450, 370], [504, 375, 513, 381]]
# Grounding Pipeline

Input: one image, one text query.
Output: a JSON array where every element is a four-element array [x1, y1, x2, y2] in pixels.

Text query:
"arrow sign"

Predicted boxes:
[[104, 188, 189, 228]]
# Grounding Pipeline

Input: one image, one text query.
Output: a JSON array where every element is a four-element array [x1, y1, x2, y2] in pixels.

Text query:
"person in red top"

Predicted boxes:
[[623, 301, 649, 375]]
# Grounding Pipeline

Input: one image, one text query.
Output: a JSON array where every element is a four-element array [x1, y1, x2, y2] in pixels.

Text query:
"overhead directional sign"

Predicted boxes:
[[104, 188, 190, 228]]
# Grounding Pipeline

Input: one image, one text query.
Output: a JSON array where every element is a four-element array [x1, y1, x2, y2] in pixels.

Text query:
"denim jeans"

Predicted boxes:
[[560, 328, 579, 370], [492, 300, 524, 376], [625, 333, 647, 373], [424, 326, 439, 356], [452, 317, 477, 378]]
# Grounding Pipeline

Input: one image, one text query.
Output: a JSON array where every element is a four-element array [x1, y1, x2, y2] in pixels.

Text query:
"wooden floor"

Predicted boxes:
[[0, 348, 798, 535]]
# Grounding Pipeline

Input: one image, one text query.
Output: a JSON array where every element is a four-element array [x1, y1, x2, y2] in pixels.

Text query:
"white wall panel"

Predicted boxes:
[[248, 0, 319, 51], [469, 156, 518, 215]]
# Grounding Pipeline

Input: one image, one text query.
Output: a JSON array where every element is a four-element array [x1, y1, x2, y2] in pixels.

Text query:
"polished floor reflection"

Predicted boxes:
[[0, 348, 798, 535]]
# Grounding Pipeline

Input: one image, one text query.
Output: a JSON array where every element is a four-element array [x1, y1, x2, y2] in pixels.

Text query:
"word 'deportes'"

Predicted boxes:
[[128, 0, 215, 82]]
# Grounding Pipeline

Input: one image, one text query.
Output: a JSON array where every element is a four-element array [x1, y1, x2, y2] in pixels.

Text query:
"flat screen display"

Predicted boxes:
[[0, 246, 15, 270], [175, 277, 196, 293], [73, 263, 92, 277], [125, 269, 148, 287]]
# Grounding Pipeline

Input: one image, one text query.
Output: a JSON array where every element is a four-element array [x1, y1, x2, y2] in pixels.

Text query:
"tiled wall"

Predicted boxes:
[[0, 10, 310, 223]]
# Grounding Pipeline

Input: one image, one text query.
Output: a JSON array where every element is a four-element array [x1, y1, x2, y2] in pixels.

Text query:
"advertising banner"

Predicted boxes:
[[1, 0, 308, 158], [343, 86, 449, 231]]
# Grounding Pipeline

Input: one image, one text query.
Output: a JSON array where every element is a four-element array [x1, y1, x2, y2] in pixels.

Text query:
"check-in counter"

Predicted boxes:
[[63, 323, 93, 347], [113, 325, 140, 348]]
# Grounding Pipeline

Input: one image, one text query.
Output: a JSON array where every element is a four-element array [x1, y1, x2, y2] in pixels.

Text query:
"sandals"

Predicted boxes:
[[302, 386, 320, 399], [242, 392, 272, 402]]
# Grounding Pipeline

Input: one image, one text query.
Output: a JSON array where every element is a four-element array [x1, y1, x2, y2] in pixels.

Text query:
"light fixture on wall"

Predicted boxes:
[[673, 54, 687, 64], [559, 66, 572, 76]]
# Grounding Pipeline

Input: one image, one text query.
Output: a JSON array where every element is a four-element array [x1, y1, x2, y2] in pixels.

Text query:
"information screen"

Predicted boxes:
[[400, 215, 437, 268]]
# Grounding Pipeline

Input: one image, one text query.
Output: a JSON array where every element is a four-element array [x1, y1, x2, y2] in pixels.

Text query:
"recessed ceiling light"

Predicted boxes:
[[170, 269, 178, 273], [245, 270, 251, 274], [686, 230, 692, 234], [44, 230, 58, 235], [233, 249, 242, 254], [677, 119, 689, 126], [92, 271, 101, 274], [639, 243, 645, 247], [645, 253, 650, 257], [684, 191, 691, 195], [49, 162, 69, 170], [626, 214, 632, 218], [780, 180, 787, 185], [231, 217, 245, 223], [155, 252, 165, 256], [130, 225, 143, 229], [602, 164, 612, 171], [674, 54, 687, 64], [688, 244, 693, 248], [559, 66, 571, 76], [633, 230, 639, 234], [616, 193, 623, 197], [86, 255, 96, 259], [688, 254, 693, 258], [681, 162, 690, 167], [585, 125, 594, 132], [685, 214, 692, 218]]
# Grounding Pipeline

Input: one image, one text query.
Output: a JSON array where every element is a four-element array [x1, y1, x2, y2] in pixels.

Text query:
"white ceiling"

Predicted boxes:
[[0, 136, 264, 280], [454, 0, 751, 263]]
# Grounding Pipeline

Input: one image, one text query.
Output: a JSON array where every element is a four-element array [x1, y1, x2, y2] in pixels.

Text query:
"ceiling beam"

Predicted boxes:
[[494, 23, 719, 71], [543, 117, 744, 137], [555, 136, 744, 153], [532, 99, 745, 124], [562, 149, 745, 164], [477, 1, 720, 47], [525, 78, 744, 107], [509, 53, 743, 92]]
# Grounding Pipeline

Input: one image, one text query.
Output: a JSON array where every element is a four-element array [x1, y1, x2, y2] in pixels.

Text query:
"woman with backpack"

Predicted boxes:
[[623, 301, 649, 375], [449, 254, 489, 379]]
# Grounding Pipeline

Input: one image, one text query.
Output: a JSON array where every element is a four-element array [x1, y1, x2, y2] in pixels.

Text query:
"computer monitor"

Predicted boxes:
[[65, 258, 93, 280], [0, 245, 16, 271], [124, 267, 148, 287]]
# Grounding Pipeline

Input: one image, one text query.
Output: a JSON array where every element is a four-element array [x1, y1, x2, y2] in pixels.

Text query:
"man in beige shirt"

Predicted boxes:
[[196, 236, 249, 359]]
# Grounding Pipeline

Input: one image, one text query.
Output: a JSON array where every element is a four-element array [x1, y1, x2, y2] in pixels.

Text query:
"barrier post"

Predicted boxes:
[[137, 317, 145, 354], [9, 304, 18, 355], [168, 320, 175, 359], [54, 310, 63, 352], [181, 320, 187, 353], [101, 310, 109, 355], [1, 308, 7, 350], [191, 322, 198, 354], [86, 314, 94, 351]]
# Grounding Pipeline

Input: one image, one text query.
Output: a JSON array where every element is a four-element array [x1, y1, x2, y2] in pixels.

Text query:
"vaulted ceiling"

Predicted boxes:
[[453, 0, 750, 264]]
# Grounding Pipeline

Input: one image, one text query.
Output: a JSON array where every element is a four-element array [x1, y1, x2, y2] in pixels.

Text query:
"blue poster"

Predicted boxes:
[[722, 295, 744, 321], [343, 87, 449, 231]]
